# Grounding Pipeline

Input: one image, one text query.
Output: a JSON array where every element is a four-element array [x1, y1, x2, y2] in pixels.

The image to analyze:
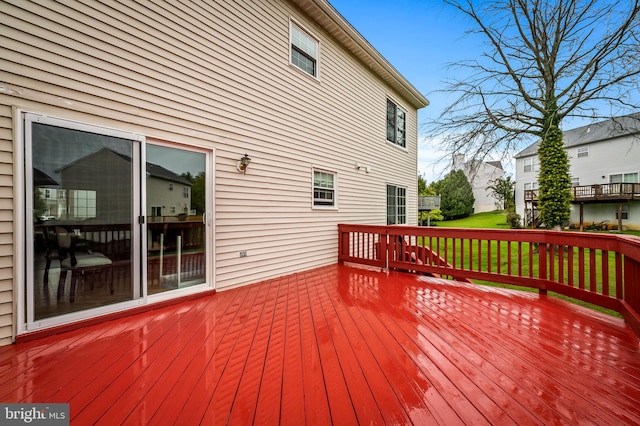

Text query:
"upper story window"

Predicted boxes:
[[313, 169, 336, 208], [386, 99, 406, 148], [571, 177, 580, 187], [577, 146, 589, 158], [610, 172, 639, 183], [523, 157, 536, 173], [387, 184, 407, 224], [183, 187, 189, 198], [290, 22, 319, 78]]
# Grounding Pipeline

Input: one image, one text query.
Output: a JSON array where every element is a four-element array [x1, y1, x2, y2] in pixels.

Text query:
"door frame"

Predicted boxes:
[[16, 112, 216, 335]]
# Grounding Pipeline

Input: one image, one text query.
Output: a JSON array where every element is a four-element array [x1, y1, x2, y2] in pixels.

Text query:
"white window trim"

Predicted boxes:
[[577, 146, 589, 158], [312, 167, 338, 210], [386, 183, 407, 225], [289, 18, 320, 80], [523, 157, 536, 173]]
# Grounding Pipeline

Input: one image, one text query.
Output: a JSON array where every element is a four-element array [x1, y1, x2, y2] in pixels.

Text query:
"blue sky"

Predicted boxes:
[[327, 0, 501, 182]]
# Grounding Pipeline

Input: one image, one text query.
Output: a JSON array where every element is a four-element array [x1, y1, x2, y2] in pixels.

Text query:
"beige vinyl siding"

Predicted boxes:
[[1, 0, 421, 314], [0, 106, 12, 345]]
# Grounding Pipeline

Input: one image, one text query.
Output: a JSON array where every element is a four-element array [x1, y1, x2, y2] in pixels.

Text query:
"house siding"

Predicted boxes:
[[1, 0, 424, 339], [515, 131, 640, 230], [0, 106, 13, 345]]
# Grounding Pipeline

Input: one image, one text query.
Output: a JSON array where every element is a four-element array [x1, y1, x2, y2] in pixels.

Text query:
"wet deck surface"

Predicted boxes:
[[1, 264, 639, 425]]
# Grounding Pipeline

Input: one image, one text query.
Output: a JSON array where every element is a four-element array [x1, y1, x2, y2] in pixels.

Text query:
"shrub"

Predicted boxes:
[[507, 211, 521, 228]]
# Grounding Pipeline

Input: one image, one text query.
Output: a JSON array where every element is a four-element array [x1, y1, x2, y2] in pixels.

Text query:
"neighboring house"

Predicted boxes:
[[43, 147, 193, 223], [0, 1, 428, 344], [514, 115, 640, 230], [452, 155, 505, 213]]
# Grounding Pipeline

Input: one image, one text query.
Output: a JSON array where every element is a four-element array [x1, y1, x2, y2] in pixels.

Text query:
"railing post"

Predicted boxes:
[[624, 256, 640, 314], [538, 243, 547, 295]]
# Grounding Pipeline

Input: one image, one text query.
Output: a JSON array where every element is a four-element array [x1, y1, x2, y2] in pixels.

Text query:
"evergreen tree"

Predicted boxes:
[[537, 100, 572, 228], [434, 170, 475, 220]]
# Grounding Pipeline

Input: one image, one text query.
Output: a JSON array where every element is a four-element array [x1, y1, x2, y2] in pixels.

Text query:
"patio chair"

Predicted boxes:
[[54, 225, 113, 303]]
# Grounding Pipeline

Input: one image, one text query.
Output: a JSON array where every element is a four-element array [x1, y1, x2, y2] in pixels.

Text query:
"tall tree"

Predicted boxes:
[[487, 175, 516, 211], [428, 0, 640, 228]]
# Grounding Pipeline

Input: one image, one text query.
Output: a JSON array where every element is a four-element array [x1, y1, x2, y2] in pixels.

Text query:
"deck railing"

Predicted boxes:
[[524, 183, 640, 202], [338, 224, 640, 338]]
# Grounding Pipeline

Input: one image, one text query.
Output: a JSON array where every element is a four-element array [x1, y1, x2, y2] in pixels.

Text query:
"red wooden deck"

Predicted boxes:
[[1, 263, 639, 425]]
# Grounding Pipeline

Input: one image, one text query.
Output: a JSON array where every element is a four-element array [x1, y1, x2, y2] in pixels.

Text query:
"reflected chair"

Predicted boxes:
[[55, 226, 113, 303]]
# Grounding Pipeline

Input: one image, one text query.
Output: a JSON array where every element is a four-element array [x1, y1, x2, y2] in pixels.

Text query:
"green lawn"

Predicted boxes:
[[433, 210, 509, 229], [429, 211, 624, 317]]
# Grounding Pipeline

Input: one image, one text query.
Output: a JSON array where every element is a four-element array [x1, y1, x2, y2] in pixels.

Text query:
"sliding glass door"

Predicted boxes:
[[145, 144, 208, 295], [25, 114, 212, 330]]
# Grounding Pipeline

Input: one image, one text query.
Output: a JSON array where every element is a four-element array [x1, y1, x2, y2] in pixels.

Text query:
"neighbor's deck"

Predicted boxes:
[[1, 264, 639, 425]]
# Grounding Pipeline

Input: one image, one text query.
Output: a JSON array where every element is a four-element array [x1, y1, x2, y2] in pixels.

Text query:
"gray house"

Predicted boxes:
[[515, 115, 640, 230]]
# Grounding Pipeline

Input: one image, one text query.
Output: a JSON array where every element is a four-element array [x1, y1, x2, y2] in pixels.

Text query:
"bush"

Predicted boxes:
[[506, 211, 521, 228]]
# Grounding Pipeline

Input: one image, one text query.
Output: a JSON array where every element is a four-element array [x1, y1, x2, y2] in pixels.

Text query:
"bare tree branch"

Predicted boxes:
[[425, 0, 640, 162]]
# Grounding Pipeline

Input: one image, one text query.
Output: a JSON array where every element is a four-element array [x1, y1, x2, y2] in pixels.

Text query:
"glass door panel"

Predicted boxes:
[[30, 122, 135, 320], [146, 144, 207, 294]]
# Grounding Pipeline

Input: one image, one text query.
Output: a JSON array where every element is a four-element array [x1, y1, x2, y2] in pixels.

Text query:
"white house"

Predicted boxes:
[[0, 0, 428, 344], [452, 155, 505, 213], [514, 115, 640, 230]]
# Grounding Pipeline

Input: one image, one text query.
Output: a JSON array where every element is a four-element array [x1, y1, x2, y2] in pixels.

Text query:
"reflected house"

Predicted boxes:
[[57, 148, 133, 224], [145, 162, 193, 221], [34, 167, 61, 219], [56, 148, 192, 224]]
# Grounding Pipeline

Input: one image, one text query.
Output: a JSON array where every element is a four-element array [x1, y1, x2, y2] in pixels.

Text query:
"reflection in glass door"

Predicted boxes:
[[28, 119, 137, 321], [146, 144, 208, 295]]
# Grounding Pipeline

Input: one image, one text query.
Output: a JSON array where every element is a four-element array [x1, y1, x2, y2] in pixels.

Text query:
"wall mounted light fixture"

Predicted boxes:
[[355, 162, 372, 174], [237, 153, 251, 174]]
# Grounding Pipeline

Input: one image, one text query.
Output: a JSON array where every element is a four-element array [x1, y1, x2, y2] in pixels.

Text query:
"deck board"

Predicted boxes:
[[1, 263, 639, 425]]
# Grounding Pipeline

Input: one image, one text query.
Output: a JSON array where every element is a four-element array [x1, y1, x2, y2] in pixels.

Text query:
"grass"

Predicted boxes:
[[432, 210, 509, 229], [427, 211, 624, 317]]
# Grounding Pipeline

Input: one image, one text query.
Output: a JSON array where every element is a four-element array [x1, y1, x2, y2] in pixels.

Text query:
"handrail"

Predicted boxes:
[[525, 183, 640, 202], [338, 224, 640, 338]]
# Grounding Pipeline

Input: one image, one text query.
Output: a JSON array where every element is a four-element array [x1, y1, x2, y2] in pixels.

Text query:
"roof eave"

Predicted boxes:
[[290, 0, 429, 110]]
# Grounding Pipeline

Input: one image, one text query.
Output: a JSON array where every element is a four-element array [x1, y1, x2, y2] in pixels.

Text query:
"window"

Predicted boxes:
[[523, 158, 536, 173], [616, 205, 629, 220], [387, 184, 407, 224], [386, 99, 406, 148], [577, 146, 589, 158], [571, 177, 580, 187], [313, 170, 336, 207], [610, 172, 639, 183], [183, 186, 189, 198], [290, 22, 318, 77], [168, 183, 173, 191]]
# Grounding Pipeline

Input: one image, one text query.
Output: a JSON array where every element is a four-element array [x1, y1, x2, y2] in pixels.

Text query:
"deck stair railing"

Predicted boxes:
[[338, 224, 640, 338]]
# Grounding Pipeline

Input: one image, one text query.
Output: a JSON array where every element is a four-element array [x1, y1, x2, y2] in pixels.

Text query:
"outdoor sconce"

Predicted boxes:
[[355, 162, 372, 174], [237, 153, 251, 174]]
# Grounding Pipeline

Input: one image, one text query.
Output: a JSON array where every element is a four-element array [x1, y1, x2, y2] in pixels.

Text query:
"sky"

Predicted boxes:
[[327, 0, 502, 183]]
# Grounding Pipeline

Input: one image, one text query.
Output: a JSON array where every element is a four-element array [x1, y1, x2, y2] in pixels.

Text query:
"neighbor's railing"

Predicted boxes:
[[338, 224, 640, 338]]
